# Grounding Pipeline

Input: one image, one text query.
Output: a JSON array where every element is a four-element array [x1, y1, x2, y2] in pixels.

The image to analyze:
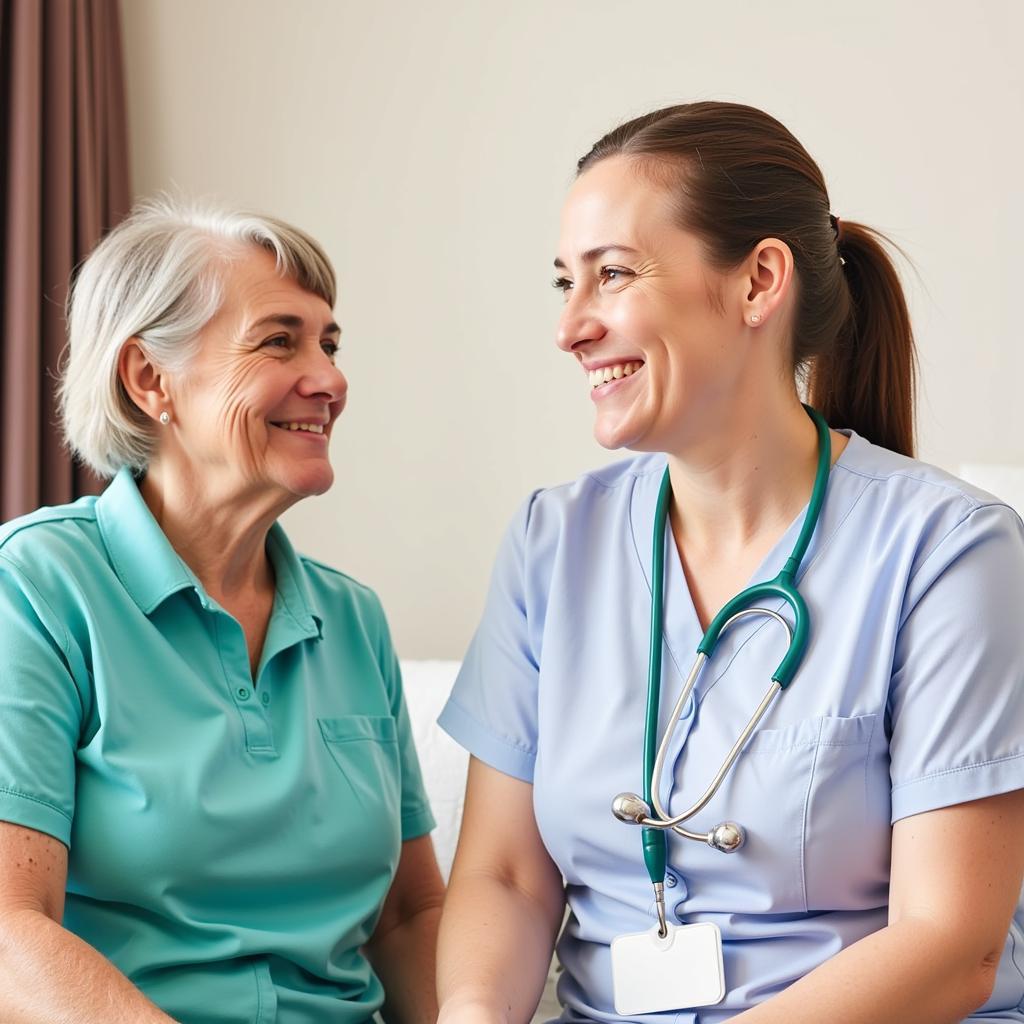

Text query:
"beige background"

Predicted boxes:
[[120, 0, 1022, 658]]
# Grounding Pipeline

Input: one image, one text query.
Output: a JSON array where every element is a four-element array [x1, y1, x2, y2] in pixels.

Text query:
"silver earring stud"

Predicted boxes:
[[159, 411, 170, 425], [750, 314, 762, 324]]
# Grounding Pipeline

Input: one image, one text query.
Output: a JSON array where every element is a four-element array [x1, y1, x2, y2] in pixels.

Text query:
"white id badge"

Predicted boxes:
[[610, 921, 725, 1015]]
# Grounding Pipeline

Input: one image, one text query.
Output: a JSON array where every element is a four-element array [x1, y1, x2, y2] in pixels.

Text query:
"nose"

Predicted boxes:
[[556, 292, 607, 354], [298, 350, 348, 405]]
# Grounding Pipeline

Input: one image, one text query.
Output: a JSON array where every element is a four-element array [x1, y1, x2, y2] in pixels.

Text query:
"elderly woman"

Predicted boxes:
[[0, 200, 443, 1023]]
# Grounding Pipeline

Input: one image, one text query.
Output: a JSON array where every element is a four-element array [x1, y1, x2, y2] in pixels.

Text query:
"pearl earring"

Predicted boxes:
[[750, 314, 762, 324], [159, 411, 171, 425]]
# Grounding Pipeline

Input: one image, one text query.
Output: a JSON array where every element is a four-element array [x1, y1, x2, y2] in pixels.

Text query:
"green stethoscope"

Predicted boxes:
[[611, 405, 832, 936]]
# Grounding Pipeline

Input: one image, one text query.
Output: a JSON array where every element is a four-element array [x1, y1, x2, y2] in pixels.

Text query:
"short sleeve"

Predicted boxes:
[[374, 599, 436, 841], [888, 503, 1024, 823], [0, 556, 86, 845], [438, 494, 541, 783]]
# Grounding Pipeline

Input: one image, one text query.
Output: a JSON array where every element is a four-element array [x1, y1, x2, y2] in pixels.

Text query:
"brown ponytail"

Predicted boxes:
[[577, 102, 918, 456], [809, 221, 916, 456]]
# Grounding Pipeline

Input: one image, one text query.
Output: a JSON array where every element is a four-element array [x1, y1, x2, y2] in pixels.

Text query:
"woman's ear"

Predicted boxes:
[[118, 339, 171, 422], [740, 237, 795, 327]]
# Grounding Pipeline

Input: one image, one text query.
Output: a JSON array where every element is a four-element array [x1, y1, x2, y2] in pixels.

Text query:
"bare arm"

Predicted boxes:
[[364, 833, 446, 1024], [733, 788, 1024, 1023], [437, 757, 566, 1024], [0, 822, 176, 1024]]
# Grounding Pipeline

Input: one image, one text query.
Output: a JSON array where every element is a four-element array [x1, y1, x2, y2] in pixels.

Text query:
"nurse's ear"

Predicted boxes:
[[739, 238, 795, 329], [118, 339, 174, 426]]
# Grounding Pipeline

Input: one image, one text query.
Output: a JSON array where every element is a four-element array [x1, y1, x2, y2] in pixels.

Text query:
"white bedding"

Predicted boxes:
[[399, 660, 467, 879], [399, 660, 561, 1022]]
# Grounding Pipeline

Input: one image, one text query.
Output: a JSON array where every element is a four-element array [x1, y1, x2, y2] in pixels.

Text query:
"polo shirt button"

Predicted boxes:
[[665, 873, 677, 888], [237, 687, 250, 700], [260, 692, 270, 706]]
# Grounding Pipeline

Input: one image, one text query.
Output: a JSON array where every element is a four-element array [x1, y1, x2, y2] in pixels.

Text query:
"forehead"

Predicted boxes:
[[216, 246, 332, 325], [559, 155, 680, 255]]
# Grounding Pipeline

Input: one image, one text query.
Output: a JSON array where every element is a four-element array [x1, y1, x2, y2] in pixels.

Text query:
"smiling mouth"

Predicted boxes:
[[270, 421, 326, 435], [589, 361, 643, 390]]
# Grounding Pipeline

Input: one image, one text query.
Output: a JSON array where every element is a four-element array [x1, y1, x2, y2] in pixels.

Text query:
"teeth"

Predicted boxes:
[[589, 362, 642, 389], [274, 422, 325, 433]]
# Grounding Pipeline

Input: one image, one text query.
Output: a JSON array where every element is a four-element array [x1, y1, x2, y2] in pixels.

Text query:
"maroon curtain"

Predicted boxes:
[[1, 0, 130, 522]]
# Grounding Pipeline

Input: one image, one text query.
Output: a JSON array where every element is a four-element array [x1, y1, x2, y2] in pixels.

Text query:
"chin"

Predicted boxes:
[[593, 415, 647, 453], [283, 465, 335, 498]]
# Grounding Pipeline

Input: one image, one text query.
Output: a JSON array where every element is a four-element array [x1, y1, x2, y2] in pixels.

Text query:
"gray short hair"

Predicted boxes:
[[59, 195, 336, 477]]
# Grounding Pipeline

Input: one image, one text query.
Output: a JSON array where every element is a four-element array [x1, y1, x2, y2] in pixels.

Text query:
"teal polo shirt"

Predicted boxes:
[[0, 468, 435, 1024]]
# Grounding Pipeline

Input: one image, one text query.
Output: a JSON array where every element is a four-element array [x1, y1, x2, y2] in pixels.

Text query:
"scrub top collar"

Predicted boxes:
[[95, 467, 322, 637], [628, 430, 863, 706]]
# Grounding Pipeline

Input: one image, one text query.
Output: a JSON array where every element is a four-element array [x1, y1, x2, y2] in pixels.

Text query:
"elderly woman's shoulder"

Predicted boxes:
[[0, 493, 103, 578], [288, 550, 394, 633], [295, 552, 376, 597], [0, 497, 106, 651]]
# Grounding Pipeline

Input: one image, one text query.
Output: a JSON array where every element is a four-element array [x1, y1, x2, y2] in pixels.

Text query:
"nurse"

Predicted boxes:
[[436, 102, 1024, 1022], [0, 198, 442, 1023]]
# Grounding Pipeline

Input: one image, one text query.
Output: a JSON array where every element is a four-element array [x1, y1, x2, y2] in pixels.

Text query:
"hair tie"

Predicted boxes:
[[828, 213, 846, 265]]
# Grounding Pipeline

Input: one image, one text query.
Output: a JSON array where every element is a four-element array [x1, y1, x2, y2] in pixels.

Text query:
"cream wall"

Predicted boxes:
[[120, 0, 1023, 658]]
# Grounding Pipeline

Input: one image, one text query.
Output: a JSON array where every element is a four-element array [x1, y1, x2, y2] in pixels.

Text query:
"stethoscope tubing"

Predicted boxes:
[[632, 405, 832, 897], [647, 612, 789, 834]]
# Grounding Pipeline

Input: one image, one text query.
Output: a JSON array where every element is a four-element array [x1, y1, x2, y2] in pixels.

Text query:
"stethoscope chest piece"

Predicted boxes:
[[613, 790, 747, 853], [708, 820, 744, 854], [611, 607, 791, 851]]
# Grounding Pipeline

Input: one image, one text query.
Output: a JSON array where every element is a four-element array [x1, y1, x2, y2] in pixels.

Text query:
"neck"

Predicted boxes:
[[139, 460, 291, 601], [665, 393, 840, 556]]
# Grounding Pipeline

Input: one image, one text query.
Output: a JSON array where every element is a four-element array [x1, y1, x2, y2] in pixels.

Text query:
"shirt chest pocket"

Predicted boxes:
[[680, 713, 888, 915], [317, 715, 402, 821], [746, 713, 889, 912]]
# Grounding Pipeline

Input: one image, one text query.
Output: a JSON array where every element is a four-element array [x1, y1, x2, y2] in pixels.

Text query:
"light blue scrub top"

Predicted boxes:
[[0, 468, 435, 1024], [439, 432, 1024, 1023]]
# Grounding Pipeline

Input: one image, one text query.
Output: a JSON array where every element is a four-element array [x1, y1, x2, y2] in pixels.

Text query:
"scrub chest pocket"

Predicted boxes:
[[703, 712, 887, 915]]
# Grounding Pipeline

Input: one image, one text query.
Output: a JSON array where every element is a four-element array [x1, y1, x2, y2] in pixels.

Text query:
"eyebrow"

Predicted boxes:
[[247, 313, 341, 336], [553, 244, 641, 270]]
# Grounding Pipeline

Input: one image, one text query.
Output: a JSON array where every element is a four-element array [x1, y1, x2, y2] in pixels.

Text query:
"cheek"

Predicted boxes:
[[202, 360, 282, 433], [602, 306, 662, 379], [608, 282, 712, 346], [655, 300, 726, 367]]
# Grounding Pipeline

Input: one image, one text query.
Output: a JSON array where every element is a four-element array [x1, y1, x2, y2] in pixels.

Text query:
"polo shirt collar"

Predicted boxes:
[[96, 468, 202, 614], [96, 468, 322, 636], [265, 523, 323, 639]]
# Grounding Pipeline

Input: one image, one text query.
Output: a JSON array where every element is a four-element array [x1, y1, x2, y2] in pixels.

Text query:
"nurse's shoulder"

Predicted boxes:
[[491, 452, 665, 611], [517, 451, 664, 540], [838, 433, 1023, 550]]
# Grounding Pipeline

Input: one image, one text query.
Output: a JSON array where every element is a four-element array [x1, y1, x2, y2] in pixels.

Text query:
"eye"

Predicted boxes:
[[321, 340, 340, 360], [600, 265, 633, 286], [262, 334, 291, 350], [551, 276, 573, 294]]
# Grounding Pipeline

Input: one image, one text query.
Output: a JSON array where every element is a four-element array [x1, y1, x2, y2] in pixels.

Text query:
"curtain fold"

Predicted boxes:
[[1, 0, 130, 522]]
